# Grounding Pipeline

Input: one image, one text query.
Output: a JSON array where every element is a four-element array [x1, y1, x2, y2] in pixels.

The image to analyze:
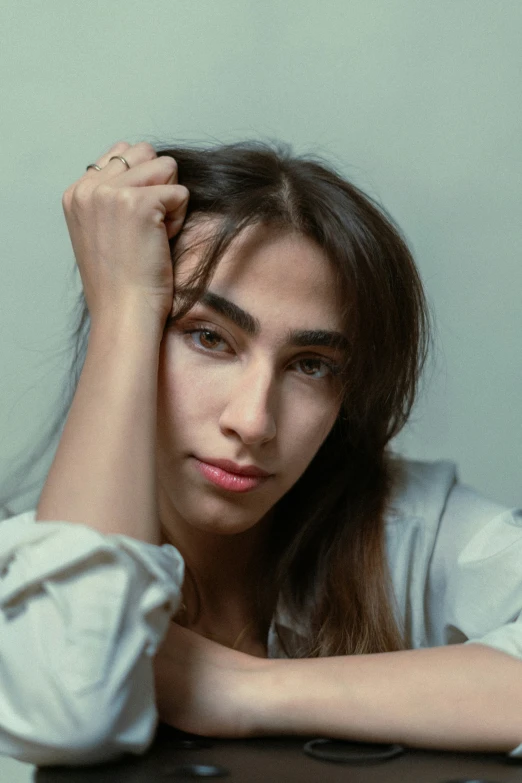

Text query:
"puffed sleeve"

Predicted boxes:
[[0, 511, 185, 767], [426, 484, 522, 759]]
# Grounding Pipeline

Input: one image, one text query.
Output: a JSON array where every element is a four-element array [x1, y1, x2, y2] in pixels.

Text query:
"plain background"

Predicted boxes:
[[0, 1, 521, 775], [2, 3, 522, 503]]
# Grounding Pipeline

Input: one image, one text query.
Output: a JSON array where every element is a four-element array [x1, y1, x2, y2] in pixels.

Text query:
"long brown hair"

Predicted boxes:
[[157, 141, 429, 656], [1, 140, 429, 656]]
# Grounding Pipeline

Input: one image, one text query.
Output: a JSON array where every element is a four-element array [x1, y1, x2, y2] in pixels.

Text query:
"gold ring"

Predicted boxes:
[[86, 164, 102, 171], [109, 155, 131, 170]]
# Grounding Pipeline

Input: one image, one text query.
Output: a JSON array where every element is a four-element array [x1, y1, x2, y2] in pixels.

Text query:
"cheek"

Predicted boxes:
[[279, 391, 340, 471], [157, 338, 227, 432]]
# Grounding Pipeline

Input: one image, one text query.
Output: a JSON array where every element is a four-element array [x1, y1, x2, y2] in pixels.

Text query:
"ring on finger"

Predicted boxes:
[[86, 163, 102, 171], [109, 155, 131, 170]]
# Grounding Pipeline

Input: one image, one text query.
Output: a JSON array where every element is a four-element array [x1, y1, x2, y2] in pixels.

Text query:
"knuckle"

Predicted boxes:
[[163, 155, 178, 173], [91, 183, 113, 204], [134, 141, 157, 160], [71, 182, 94, 207], [110, 140, 131, 152], [112, 186, 137, 209], [177, 184, 190, 202], [62, 186, 74, 210]]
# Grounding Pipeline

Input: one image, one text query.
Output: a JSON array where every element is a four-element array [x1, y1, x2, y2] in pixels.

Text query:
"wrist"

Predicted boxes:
[[239, 658, 287, 738], [244, 658, 329, 737], [88, 298, 167, 349]]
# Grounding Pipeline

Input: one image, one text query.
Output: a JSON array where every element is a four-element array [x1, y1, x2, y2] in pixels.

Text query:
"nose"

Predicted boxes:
[[218, 360, 277, 445]]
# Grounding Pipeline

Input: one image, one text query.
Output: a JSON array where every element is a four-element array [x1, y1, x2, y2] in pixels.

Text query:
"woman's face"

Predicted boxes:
[[156, 222, 347, 538]]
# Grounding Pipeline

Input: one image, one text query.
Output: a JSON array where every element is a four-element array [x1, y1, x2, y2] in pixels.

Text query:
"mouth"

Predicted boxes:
[[192, 457, 273, 493]]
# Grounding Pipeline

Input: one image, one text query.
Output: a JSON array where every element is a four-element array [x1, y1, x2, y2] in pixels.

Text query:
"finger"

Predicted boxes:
[[166, 191, 190, 240], [85, 141, 132, 176], [165, 190, 190, 239], [85, 141, 157, 181], [137, 183, 189, 239], [101, 155, 178, 188], [101, 141, 158, 178], [149, 184, 190, 217]]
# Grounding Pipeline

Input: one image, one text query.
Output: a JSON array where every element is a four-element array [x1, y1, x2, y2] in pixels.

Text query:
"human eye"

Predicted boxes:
[[292, 356, 341, 380], [183, 327, 232, 354]]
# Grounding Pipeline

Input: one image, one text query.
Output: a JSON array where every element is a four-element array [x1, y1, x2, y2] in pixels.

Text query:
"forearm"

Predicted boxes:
[[36, 311, 163, 543], [254, 643, 522, 753]]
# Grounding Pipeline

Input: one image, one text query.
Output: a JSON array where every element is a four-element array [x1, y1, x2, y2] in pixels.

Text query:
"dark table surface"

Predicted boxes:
[[35, 724, 522, 783]]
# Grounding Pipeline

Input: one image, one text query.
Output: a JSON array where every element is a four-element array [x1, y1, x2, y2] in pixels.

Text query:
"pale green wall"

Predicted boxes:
[[1, 0, 521, 517]]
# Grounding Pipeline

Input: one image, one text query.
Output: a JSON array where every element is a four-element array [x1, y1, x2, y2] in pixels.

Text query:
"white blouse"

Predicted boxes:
[[0, 459, 521, 765]]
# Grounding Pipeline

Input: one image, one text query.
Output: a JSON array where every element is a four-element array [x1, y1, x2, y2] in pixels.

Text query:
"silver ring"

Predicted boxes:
[[86, 163, 102, 171], [109, 155, 131, 170]]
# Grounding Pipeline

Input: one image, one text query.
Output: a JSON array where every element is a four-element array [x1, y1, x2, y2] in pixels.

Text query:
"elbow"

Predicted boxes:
[[8, 686, 158, 767], [14, 719, 157, 768], [46, 716, 157, 767], [22, 728, 126, 768]]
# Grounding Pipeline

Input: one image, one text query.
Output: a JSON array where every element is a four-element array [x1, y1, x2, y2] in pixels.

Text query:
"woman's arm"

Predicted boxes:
[[148, 623, 522, 755], [0, 143, 190, 765], [250, 642, 522, 754], [36, 141, 188, 542], [36, 314, 163, 541]]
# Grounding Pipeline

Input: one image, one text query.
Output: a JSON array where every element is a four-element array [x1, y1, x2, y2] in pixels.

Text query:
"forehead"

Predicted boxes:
[[175, 221, 345, 332]]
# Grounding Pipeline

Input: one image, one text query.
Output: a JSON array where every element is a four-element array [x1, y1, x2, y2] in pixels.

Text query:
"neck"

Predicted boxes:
[[157, 493, 274, 625]]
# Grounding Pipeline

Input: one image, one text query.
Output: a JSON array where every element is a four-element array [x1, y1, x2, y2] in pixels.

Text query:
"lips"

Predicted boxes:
[[192, 457, 273, 493], [198, 458, 272, 478]]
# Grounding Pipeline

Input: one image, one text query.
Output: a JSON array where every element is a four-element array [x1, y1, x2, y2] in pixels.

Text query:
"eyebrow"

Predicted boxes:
[[202, 291, 260, 335], [200, 291, 350, 353]]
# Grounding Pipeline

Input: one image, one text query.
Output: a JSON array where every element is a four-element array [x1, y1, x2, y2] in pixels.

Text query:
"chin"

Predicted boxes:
[[187, 512, 264, 536], [178, 494, 270, 536]]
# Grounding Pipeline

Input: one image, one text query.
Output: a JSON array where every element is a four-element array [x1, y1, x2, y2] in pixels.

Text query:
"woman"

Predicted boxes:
[[0, 141, 521, 766]]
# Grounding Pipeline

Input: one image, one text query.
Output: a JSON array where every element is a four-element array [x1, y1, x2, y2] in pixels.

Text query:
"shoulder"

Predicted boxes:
[[384, 457, 522, 649], [384, 456, 521, 578], [386, 457, 459, 524], [386, 455, 519, 541]]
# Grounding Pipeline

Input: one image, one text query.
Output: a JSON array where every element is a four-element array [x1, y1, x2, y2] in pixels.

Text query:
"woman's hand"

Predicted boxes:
[[62, 141, 189, 328], [154, 621, 265, 739]]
